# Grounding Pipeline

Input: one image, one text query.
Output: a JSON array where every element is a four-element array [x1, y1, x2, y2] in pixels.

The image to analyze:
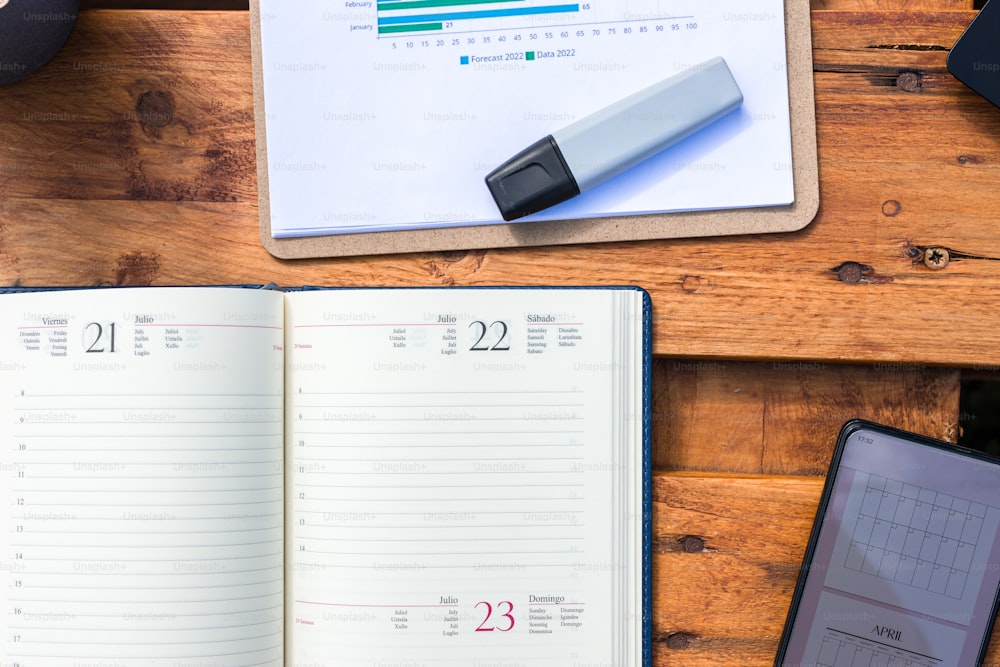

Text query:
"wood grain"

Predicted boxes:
[[652, 362, 960, 473], [651, 472, 1000, 666], [811, 0, 973, 7], [1, 10, 999, 366]]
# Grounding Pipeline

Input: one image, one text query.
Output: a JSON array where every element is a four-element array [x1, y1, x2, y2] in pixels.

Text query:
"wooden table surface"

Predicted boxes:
[[2, 0, 999, 664]]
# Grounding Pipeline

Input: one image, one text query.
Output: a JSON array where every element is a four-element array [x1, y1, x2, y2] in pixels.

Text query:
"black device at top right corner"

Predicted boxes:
[[948, 0, 1000, 110]]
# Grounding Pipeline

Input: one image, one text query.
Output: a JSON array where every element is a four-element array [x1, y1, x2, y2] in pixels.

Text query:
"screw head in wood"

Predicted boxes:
[[923, 248, 950, 270]]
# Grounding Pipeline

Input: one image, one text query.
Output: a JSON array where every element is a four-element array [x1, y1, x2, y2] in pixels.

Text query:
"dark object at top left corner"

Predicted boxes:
[[0, 0, 80, 86]]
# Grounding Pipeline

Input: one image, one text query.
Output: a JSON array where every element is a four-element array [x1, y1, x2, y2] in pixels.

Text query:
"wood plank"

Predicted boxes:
[[2, 10, 1000, 368], [81, 1, 248, 7], [652, 362, 960, 473], [811, 0, 973, 8], [650, 472, 1000, 665], [653, 473, 820, 665], [0, 11, 255, 202]]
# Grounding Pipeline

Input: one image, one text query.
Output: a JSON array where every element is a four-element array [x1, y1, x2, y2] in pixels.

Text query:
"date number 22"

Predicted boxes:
[[469, 320, 510, 351]]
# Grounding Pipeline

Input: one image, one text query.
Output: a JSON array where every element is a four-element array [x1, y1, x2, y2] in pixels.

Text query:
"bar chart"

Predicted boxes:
[[378, 0, 586, 35], [368, 0, 706, 79], [258, 0, 796, 238]]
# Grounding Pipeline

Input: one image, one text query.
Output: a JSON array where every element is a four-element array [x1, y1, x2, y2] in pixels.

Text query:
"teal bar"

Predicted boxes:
[[380, 0, 521, 10], [378, 4, 578, 26], [378, 22, 444, 34]]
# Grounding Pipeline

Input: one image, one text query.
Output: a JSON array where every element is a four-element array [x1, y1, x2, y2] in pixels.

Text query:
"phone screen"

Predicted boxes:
[[775, 420, 1000, 667]]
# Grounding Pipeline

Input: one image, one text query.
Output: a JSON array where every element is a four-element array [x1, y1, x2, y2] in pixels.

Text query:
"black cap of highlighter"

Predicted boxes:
[[484, 136, 580, 222]]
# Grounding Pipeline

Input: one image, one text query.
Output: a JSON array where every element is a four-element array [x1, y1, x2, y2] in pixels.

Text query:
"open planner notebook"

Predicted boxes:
[[1, 286, 651, 666]]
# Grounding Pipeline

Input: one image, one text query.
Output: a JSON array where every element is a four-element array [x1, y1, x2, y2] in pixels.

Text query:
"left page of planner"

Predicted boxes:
[[0, 287, 286, 666]]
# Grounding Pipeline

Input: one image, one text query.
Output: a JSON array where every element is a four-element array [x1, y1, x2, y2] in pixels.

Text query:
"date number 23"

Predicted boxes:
[[475, 600, 515, 632]]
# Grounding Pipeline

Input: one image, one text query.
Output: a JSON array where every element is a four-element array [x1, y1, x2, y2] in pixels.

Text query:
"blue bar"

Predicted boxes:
[[378, 4, 579, 25]]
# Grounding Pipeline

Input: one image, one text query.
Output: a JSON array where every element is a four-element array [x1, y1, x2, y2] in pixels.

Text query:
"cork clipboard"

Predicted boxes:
[[251, 0, 818, 259]]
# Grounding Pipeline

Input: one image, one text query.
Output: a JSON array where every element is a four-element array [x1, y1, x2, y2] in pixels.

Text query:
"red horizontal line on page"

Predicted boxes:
[[295, 599, 586, 607], [296, 600, 451, 608], [139, 324, 282, 330], [294, 323, 586, 328]]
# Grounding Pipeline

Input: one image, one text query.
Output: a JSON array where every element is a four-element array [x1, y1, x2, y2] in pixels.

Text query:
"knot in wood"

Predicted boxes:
[[136, 91, 174, 128], [665, 632, 695, 650], [438, 250, 468, 263], [679, 535, 705, 553]]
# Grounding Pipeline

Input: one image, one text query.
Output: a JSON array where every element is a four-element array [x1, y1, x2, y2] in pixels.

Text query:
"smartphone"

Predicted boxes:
[[947, 0, 1000, 110], [774, 420, 1000, 667]]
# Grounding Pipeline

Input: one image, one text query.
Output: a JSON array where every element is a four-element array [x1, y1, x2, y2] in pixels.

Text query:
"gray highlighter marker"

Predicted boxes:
[[485, 57, 744, 221]]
